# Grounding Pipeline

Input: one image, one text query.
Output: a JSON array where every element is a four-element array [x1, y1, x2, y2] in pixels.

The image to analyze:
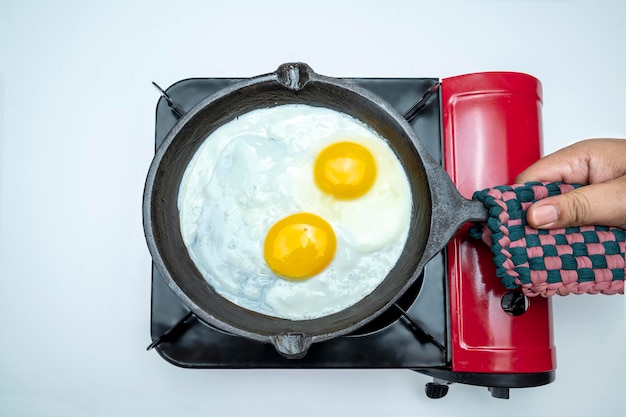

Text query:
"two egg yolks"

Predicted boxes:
[[263, 141, 377, 280]]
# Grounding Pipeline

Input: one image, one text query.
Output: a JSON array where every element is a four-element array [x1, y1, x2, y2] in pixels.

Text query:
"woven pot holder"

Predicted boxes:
[[469, 182, 626, 296]]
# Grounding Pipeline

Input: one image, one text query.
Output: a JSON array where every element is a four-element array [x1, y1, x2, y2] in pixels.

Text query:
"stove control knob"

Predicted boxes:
[[425, 382, 449, 399], [501, 290, 528, 316]]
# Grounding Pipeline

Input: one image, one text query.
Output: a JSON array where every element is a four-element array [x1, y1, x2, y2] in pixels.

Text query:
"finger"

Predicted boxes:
[[526, 177, 626, 229], [515, 139, 626, 184], [515, 142, 590, 184]]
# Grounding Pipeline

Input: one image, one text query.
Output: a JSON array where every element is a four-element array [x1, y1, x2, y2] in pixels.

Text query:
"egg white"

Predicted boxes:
[[178, 104, 412, 320]]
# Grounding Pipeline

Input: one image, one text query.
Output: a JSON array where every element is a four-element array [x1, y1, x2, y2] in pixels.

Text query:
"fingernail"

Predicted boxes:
[[532, 204, 559, 228]]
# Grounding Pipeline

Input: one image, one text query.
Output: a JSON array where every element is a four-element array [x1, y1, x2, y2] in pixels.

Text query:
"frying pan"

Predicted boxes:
[[143, 63, 488, 358]]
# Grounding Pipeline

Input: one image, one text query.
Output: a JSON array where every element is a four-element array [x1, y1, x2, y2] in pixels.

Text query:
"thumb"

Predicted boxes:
[[526, 179, 626, 229]]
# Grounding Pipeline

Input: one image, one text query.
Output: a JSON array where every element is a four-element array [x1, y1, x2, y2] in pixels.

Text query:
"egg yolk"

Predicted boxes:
[[264, 212, 337, 281], [314, 141, 377, 199]]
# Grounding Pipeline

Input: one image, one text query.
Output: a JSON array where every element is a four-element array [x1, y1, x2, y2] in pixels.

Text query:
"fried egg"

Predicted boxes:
[[178, 104, 412, 320]]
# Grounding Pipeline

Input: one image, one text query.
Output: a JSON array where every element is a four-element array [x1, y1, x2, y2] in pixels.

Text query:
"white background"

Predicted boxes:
[[1, 0, 625, 416]]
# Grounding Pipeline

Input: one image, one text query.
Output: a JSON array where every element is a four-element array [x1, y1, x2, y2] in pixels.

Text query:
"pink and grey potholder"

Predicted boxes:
[[470, 182, 626, 297]]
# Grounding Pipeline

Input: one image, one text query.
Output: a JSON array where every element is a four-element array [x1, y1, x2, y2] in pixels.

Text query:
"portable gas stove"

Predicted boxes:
[[147, 71, 556, 399]]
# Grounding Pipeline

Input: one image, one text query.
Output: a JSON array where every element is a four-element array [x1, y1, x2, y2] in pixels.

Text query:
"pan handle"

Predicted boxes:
[[420, 155, 489, 265]]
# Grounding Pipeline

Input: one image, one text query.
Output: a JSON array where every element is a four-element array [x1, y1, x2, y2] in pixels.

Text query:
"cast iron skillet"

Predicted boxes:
[[143, 63, 488, 358]]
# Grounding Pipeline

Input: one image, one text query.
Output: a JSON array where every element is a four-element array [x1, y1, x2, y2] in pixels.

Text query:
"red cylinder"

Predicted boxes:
[[442, 72, 556, 374]]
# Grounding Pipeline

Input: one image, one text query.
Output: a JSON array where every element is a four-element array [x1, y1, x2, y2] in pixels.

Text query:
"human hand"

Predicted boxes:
[[515, 138, 626, 229]]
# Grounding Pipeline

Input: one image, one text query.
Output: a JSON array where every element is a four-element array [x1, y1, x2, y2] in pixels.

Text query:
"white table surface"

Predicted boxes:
[[1, 1, 624, 416]]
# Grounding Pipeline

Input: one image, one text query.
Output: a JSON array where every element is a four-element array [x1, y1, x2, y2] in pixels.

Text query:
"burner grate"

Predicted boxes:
[[148, 77, 448, 369]]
